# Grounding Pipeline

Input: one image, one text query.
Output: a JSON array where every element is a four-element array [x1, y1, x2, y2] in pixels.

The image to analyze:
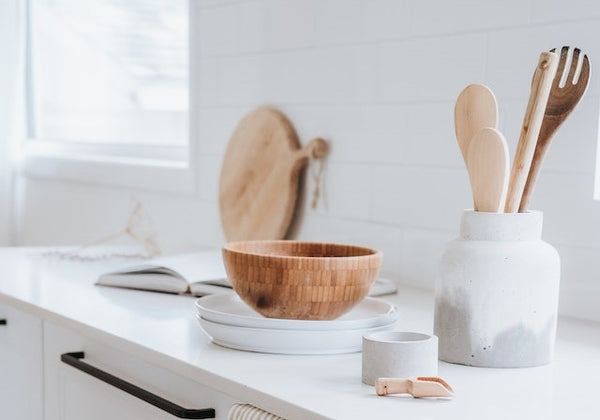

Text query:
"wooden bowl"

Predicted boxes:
[[221, 240, 382, 320]]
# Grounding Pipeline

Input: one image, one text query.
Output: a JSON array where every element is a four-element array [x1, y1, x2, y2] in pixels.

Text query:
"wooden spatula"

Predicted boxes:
[[504, 51, 559, 212], [454, 84, 499, 166], [375, 377, 454, 398], [467, 127, 510, 212]]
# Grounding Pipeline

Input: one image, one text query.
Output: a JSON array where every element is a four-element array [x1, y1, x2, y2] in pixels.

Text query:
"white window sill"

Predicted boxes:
[[18, 148, 196, 194]]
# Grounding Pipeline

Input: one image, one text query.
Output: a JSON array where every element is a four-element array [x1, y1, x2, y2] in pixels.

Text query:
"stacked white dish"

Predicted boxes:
[[195, 293, 399, 355]]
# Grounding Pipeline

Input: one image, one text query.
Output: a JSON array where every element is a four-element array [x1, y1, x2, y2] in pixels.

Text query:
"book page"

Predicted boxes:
[[152, 251, 227, 285], [97, 272, 187, 294]]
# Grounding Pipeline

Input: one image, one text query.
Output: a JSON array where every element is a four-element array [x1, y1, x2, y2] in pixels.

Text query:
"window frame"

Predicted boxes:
[[18, 0, 198, 194]]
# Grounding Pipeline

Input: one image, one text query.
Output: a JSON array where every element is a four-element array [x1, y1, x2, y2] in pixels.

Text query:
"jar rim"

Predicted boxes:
[[460, 210, 543, 241]]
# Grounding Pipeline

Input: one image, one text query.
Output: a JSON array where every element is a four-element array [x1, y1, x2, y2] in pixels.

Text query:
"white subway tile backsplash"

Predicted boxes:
[[530, 0, 600, 23], [150, 197, 226, 250], [402, 102, 463, 167], [364, 0, 412, 41], [263, 46, 378, 104], [197, 156, 222, 201], [377, 34, 487, 103], [319, 162, 372, 220], [555, 244, 600, 322], [238, 1, 267, 53], [216, 55, 266, 105], [531, 171, 600, 249], [264, 0, 317, 51], [410, 0, 531, 36], [398, 227, 456, 289], [196, 59, 218, 106], [371, 166, 471, 230], [315, 0, 365, 46], [197, 1, 268, 56], [198, 5, 239, 56], [15, 178, 129, 246], [196, 107, 248, 155], [213, 46, 380, 106]]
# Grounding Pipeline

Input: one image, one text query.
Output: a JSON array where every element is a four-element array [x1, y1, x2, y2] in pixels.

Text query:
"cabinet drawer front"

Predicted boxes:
[[44, 321, 239, 420], [0, 301, 44, 420]]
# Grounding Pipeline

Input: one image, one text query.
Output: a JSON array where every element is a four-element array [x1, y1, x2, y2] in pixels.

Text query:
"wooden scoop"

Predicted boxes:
[[375, 377, 454, 398], [454, 84, 498, 166], [467, 127, 510, 212]]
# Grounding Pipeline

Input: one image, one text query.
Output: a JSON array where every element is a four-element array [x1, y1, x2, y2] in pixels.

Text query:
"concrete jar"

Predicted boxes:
[[434, 210, 560, 367]]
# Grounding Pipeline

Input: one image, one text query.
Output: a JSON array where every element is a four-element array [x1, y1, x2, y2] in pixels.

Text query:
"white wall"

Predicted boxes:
[[13, 0, 600, 321]]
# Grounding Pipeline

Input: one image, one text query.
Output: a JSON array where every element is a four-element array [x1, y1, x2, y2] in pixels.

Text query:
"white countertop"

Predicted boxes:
[[1, 248, 599, 419]]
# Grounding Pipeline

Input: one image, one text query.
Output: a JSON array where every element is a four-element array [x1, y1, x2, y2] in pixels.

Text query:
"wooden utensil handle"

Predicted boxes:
[[504, 52, 558, 213], [519, 110, 567, 212], [518, 123, 554, 212], [375, 378, 411, 396]]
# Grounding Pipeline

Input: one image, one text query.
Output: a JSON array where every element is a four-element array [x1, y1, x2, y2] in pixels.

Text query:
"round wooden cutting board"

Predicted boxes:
[[219, 107, 327, 241]]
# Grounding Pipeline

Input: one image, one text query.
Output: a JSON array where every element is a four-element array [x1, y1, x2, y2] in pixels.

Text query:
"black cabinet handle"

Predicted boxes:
[[0, 319, 6, 325], [61, 352, 215, 419]]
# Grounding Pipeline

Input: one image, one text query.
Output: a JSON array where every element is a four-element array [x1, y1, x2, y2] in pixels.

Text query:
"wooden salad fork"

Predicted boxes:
[[519, 46, 591, 211]]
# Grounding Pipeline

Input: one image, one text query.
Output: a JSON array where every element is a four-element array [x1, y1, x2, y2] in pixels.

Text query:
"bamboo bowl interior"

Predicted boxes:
[[222, 240, 382, 320]]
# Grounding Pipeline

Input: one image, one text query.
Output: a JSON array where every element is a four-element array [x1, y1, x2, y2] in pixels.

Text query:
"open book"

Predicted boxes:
[[96, 251, 230, 296]]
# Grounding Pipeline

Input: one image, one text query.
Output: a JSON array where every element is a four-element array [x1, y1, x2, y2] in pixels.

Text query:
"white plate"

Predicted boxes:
[[195, 293, 398, 331], [197, 315, 396, 355]]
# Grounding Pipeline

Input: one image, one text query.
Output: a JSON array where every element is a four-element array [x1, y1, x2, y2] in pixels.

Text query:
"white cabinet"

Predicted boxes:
[[0, 301, 44, 420], [43, 321, 239, 420]]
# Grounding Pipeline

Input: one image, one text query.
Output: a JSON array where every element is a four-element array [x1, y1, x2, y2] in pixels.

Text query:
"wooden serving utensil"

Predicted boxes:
[[375, 377, 454, 398], [519, 47, 590, 212], [467, 127, 510, 212], [504, 51, 559, 213], [454, 84, 499, 166]]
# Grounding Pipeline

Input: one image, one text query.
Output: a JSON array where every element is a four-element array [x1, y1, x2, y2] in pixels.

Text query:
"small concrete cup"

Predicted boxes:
[[362, 331, 438, 386]]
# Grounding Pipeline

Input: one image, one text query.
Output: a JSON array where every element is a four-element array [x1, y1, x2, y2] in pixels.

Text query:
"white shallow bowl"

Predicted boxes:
[[195, 293, 398, 331], [197, 315, 397, 355]]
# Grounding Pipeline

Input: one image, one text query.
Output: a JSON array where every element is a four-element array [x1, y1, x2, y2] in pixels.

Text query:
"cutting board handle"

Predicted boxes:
[[297, 137, 329, 160]]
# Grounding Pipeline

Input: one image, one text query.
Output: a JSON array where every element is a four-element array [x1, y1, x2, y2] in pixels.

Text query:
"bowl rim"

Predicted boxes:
[[222, 239, 382, 261]]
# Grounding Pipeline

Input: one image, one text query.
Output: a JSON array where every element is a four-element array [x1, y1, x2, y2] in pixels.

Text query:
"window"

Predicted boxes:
[[22, 0, 194, 191]]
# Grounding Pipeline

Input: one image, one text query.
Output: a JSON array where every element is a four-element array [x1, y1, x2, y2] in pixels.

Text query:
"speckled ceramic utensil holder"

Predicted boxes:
[[434, 210, 560, 367], [362, 331, 438, 386]]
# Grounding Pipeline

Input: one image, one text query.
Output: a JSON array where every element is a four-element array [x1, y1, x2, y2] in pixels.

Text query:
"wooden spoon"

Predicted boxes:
[[467, 127, 510, 212], [454, 84, 499, 166], [375, 377, 454, 398], [504, 51, 559, 212], [519, 47, 590, 212]]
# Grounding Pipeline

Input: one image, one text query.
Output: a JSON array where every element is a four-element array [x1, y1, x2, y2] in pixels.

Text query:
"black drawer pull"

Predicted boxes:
[[0, 319, 6, 325], [61, 352, 215, 419]]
